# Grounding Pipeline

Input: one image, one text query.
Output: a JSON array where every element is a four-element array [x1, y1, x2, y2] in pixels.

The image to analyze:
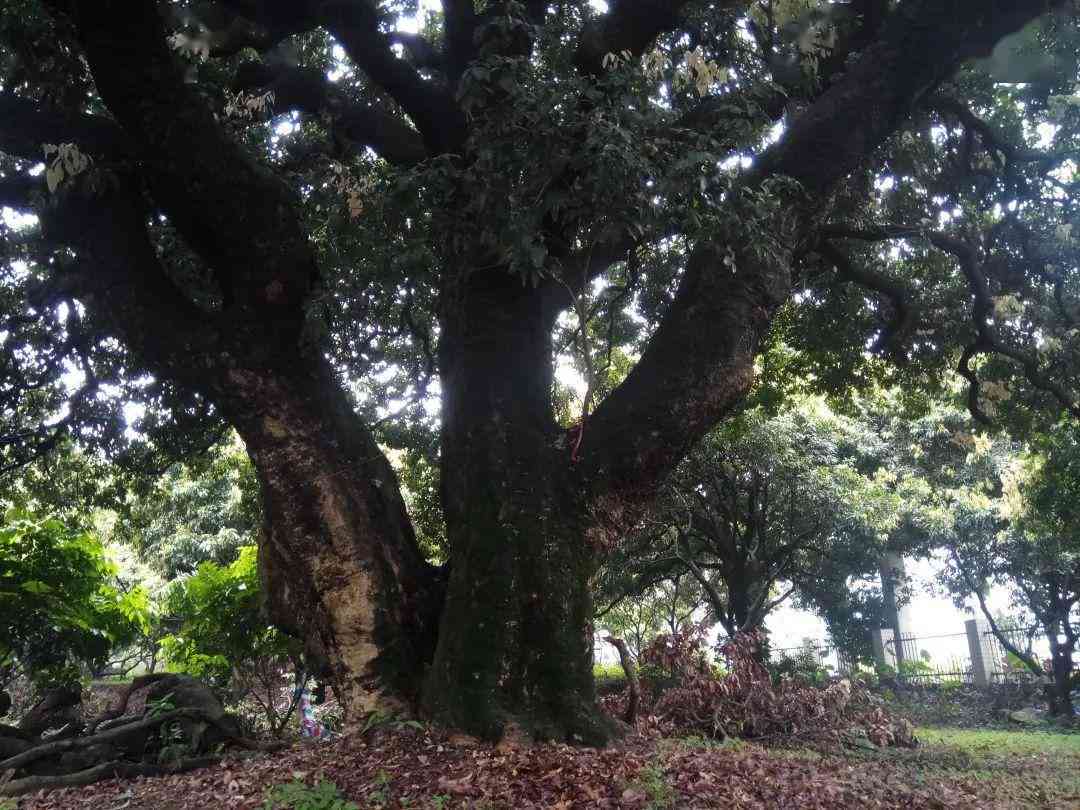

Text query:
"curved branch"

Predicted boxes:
[[932, 233, 1080, 422], [576, 0, 1065, 508], [185, 1, 322, 58], [442, 0, 477, 79], [751, 0, 1068, 195], [234, 62, 428, 166], [822, 222, 1080, 421], [817, 240, 918, 357], [928, 93, 1065, 167], [574, 1, 715, 77], [0, 92, 131, 163]]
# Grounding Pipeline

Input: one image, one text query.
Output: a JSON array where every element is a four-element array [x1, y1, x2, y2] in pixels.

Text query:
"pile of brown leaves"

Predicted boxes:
[[606, 631, 915, 749]]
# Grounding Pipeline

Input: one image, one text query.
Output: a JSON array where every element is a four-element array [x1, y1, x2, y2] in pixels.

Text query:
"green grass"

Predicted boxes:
[[916, 726, 1080, 758], [594, 662, 627, 695], [888, 725, 1080, 806]]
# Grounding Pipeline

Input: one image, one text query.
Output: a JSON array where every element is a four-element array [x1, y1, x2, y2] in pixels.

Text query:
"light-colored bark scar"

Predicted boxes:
[[309, 473, 384, 714]]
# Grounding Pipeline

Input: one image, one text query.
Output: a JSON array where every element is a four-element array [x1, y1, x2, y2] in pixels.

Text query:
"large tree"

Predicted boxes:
[[1, 0, 1078, 741]]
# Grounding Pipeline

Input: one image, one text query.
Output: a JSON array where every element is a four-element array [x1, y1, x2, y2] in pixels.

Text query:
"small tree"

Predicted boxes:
[[159, 546, 303, 736], [940, 427, 1079, 716]]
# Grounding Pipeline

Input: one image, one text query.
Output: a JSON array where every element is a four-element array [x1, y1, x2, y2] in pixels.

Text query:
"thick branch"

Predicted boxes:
[[751, 0, 1069, 195], [67, 1, 319, 326], [577, 0, 1066, 506], [575, 1, 700, 76], [188, 1, 323, 58], [318, 2, 466, 154], [39, 180, 220, 382], [388, 31, 444, 72], [442, 0, 477, 79], [234, 61, 428, 166], [0, 93, 131, 163]]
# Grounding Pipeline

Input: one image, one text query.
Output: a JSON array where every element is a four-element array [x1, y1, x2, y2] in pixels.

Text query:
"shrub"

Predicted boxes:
[[159, 546, 303, 737], [767, 648, 832, 686]]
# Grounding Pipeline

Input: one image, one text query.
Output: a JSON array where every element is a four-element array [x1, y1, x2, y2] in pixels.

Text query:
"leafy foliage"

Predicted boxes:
[[0, 509, 147, 688], [114, 437, 261, 579]]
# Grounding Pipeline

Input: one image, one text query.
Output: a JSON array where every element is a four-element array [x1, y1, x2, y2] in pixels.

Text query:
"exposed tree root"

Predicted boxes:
[[0, 707, 282, 786], [0, 755, 222, 797], [86, 672, 174, 734]]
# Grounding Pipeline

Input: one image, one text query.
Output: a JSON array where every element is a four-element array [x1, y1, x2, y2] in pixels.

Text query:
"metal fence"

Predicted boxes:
[[770, 631, 976, 685], [980, 626, 1076, 685], [767, 642, 855, 678], [884, 631, 973, 684]]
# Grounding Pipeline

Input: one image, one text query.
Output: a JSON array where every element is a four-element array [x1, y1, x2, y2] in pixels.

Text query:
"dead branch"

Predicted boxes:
[[604, 636, 640, 724]]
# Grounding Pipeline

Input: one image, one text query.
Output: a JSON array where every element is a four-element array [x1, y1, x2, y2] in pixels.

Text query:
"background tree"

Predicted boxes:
[[940, 425, 1080, 716], [113, 436, 261, 579], [600, 402, 896, 645], [0, 0, 1076, 741], [595, 574, 705, 661]]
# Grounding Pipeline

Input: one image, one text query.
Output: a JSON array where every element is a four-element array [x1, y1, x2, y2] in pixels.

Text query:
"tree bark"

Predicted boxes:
[[1046, 631, 1076, 718], [424, 271, 610, 742], [216, 352, 443, 716]]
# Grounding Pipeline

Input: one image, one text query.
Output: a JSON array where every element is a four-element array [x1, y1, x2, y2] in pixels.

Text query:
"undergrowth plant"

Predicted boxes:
[[262, 779, 358, 810]]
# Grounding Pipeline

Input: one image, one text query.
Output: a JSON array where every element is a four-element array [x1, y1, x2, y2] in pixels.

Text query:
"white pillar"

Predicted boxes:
[[881, 552, 916, 664], [966, 618, 1003, 687]]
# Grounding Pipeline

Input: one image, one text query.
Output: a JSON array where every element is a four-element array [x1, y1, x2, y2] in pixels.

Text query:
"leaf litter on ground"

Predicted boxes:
[[13, 722, 1055, 810]]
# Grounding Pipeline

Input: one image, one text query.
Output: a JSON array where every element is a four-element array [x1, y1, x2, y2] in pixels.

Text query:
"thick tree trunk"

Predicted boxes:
[[217, 353, 441, 716], [424, 272, 610, 743]]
